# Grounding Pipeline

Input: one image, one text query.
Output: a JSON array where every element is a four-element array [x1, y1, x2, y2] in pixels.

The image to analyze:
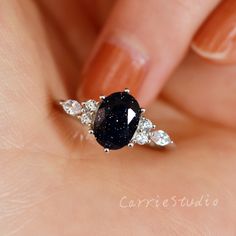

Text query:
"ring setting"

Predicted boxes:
[[59, 89, 174, 152]]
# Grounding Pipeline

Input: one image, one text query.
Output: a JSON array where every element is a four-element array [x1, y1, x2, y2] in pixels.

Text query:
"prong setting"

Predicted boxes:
[[104, 148, 110, 153], [99, 95, 106, 100], [128, 142, 134, 148], [59, 100, 65, 105], [124, 88, 130, 93], [141, 108, 146, 113], [88, 130, 94, 134]]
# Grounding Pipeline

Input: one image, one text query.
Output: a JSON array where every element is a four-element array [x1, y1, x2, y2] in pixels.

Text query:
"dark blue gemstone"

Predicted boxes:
[[93, 92, 141, 150]]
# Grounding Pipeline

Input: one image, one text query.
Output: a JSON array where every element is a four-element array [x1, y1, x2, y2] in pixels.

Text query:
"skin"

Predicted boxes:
[[0, 0, 235, 235]]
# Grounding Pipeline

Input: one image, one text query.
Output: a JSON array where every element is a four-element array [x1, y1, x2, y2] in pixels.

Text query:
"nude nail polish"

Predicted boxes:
[[78, 35, 149, 100], [192, 0, 236, 64]]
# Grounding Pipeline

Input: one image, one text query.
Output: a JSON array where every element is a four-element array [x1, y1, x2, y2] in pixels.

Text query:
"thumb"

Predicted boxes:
[[77, 0, 220, 106]]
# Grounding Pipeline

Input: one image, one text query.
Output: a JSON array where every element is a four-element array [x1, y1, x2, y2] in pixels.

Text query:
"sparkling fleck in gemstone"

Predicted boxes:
[[93, 92, 141, 150], [83, 100, 98, 112], [80, 113, 92, 125], [151, 130, 172, 146], [61, 100, 82, 116], [134, 132, 149, 145]]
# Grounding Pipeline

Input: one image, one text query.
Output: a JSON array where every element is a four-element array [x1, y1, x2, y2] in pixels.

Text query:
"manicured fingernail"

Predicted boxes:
[[78, 35, 149, 100], [192, 0, 236, 64]]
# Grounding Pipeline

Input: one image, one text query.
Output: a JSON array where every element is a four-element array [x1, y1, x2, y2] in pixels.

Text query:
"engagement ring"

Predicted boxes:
[[59, 89, 174, 152]]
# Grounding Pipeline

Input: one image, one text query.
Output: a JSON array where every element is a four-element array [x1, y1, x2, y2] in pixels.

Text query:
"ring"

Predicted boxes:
[[59, 89, 174, 152]]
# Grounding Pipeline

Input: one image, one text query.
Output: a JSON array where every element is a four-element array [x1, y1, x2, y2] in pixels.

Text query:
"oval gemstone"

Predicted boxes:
[[93, 92, 141, 150]]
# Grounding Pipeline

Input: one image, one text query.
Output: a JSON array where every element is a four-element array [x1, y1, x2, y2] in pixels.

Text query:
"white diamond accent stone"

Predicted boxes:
[[83, 100, 98, 112], [138, 118, 153, 131], [151, 130, 172, 147], [80, 113, 92, 125], [61, 100, 82, 116], [133, 132, 149, 145]]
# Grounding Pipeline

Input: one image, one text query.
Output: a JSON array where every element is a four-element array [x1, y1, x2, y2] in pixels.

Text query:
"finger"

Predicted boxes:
[[163, 51, 236, 128], [77, 0, 220, 106], [81, 0, 116, 28], [192, 0, 236, 64]]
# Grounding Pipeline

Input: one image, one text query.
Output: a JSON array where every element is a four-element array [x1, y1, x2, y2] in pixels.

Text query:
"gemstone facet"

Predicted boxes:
[[134, 132, 149, 145], [93, 92, 141, 150], [80, 113, 92, 125], [137, 118, 153, 131], [61, 100, 82, 116], [83, 100, 98, 112], [151, 130, 172, 146]]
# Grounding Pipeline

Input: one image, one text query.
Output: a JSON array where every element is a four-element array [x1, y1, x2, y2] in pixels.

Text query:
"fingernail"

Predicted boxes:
[[192, 0, 236, 64], [78, 34, 149, 101]]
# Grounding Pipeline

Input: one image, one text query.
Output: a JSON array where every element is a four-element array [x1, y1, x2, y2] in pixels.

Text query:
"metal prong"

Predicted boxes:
[[104, 148, 110, 153], [124, 88, 130, 93], [152, 124, 156, 129], [59, 100, 65, 105], [128, 142, 134, 148], [148, 140, 151, 144], [99, 95, 106, 100], [141, 108, 146, 113], [88, 130, 94, 134]]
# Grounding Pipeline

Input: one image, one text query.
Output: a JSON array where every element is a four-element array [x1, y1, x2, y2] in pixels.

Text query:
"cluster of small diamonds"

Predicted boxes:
[[131, 117, 154, 145], [131, 116, 172, 147], [80, 100, 98, 126], [60, 99, 98, 127]]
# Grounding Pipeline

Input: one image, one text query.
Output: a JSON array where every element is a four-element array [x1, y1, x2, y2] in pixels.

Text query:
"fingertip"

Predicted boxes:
[[77, 32, 151, 102], [192, 0, 236, 64]]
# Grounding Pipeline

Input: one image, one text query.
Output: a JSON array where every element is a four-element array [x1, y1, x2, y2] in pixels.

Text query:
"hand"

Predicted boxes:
[[0, 0, 235, 235]]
